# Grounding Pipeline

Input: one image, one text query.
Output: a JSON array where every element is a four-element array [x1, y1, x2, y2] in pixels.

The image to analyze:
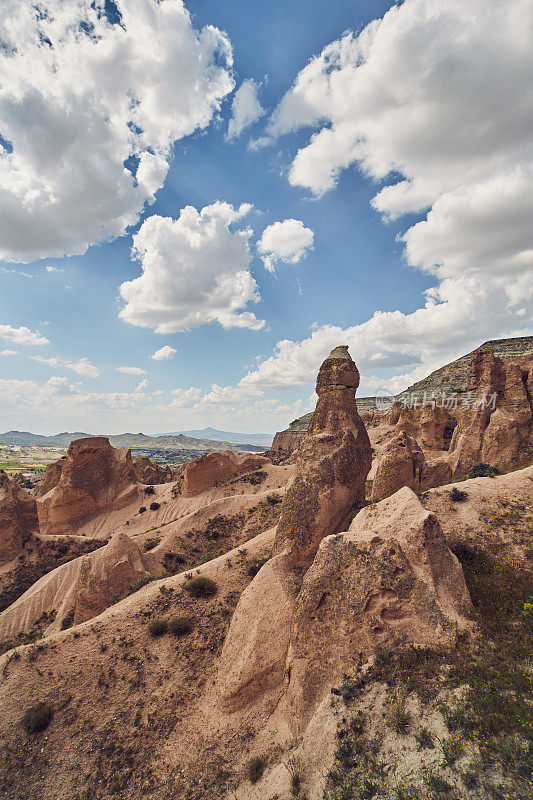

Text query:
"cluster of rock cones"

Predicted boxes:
[[0, 342, 531, 800]]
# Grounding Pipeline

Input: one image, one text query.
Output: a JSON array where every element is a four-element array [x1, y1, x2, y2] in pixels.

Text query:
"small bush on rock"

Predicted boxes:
[[23, 701, 53, 733], [248, 755, 265, 784], [144, 485, 155, 495], [148, 619, 167, 637], [139, 506, 146, 514], [469, 462, 500, 479], [127, 575, 154, 596], [449, 487, 468, 502], [168, 617, 192, 636], [149, 501, 160, 511], [185, 576, 217, 598]]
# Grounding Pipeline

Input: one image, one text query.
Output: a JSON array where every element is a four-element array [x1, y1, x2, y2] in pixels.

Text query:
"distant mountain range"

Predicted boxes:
[[170, 427, 274, 448], [0, 430, 266, 453]]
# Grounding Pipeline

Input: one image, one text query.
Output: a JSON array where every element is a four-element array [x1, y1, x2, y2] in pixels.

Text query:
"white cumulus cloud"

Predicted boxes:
[[119, 201, 264, 333], [117, 366, 147, 376], [226, 79, 266, 141], [1, 349, 18, 356], [31, 355, 100, 378], [151, 345, 177, 361], [0, 0, 234, 262], [257, 219, 314, 273], [248, 0, 533, 392], [0, 323, 49, 346]]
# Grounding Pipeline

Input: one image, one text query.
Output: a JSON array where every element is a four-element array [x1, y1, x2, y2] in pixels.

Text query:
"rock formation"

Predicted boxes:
[[132, 455, 174, 485], [0, 471, 38, 565], [173, 450, 270, 497], [0, 530, 150, 639], [450, 349, 533, 475], [37, 437, 140, 535], [275, 345, 372, 566], [284, 488, 473, 723], [371, 431, 451, 502]]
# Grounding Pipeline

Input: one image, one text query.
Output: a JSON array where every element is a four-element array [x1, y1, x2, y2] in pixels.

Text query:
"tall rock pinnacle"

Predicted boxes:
[[275, 345, 372, 566]]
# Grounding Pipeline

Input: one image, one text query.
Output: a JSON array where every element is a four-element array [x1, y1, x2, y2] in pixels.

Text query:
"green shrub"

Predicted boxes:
[[144, 485, 155, 495], [449, 487, 468, 502], [247, 558, 267, 577], [139, 506, 146, 514], [23, 701, 53, 733], [360, 778, 379, 799], [248, 755, 265, 784], [426, 774, 451, 794], [149, 501, 160, 511], [126, 575, 154, 596], [148, 619, 167, 637], [143, 537, 160, 552], [468, 462, 500, 479], [185, 576, 217, 598], [415, 727, 434, 749], [168, 616, 192, 636]]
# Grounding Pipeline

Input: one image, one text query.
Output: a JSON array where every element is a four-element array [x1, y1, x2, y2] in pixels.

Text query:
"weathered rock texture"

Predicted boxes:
[[36, 437, 140, 535], [285, 488, 473, 723], [132, 455, 174, 485], [275, 345, 372, 566], [371, 431, 452, 502], [0, 471, 38, 565], [173, 450, 270, 497], [0, 531, 149, 640], [450, 350, 533, 475]]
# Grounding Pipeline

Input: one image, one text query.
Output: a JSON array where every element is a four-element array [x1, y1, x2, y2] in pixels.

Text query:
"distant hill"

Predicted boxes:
[[0, 430, 265, 453], [171, 427, 274, 448]]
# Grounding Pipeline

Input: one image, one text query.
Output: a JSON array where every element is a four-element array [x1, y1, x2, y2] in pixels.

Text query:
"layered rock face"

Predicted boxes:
[[371, 431, 451, 502], [275, 345, 372, 566], [0, 471, 38, 565], [37, 437, 140, 535], [132, 456, 174, 485], [173, 450, 270, 497], [450, 350, 533, 475]]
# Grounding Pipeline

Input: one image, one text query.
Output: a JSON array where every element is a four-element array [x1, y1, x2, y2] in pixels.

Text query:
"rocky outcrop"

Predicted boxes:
[[275, 345, 372, 567], [173, 450, 270, 498], [0, 471, 38, 565], [36, 437, 140, 536], [217, 345, 373, 712], [371, 431, 452, 502], [132, 455, 174, 485], [0, 531, 149, 640], [450, 350, 533, 475], [284, 488, 473, 723]]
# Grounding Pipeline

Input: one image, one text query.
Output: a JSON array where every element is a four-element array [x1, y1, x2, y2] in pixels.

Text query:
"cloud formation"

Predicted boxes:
[[119, 202, 264, 333], [31, 355, 100, 378], [0, 0, 234, 262], [257, 219, 314, 273], [0, 324, 49, 346], [117, 366, 147, 376], [246, 0, 533, 392], [151, 345, 177, 361], [226, 79, 266, 141]]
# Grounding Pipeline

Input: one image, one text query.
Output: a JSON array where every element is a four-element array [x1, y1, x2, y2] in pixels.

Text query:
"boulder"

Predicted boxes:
[[285, 488, 473, 724], [37, 437, 140, 536], [371, 431, 452, 502], [173, 450, 270, 497], [275, 345, 372, 566], [0, 471, 38, 565]]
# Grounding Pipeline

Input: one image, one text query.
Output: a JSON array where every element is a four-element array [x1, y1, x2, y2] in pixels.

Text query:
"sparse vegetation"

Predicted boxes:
[[185, 575, 218, 598], [247, 557, 267, 577], [386, 688, 411, 733], [23, 701, 53, 733], [266, 492, 283, 505], [139, 506, 146, 514], [168, 616, 193, 636], [248, 755, 266, 784], [144, 485, 155, 495], [149, 501, 160, 511], [415, 726, 434, 749], [126, 575, 154, 595], [148, 619, 167, 636], [143, 537, 160, 551], [468, 461, 501, 478], [449, 487, 468, 501]]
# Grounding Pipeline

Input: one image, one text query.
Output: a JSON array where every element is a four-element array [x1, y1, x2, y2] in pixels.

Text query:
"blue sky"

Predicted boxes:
[[1, 0, 531, 434]]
